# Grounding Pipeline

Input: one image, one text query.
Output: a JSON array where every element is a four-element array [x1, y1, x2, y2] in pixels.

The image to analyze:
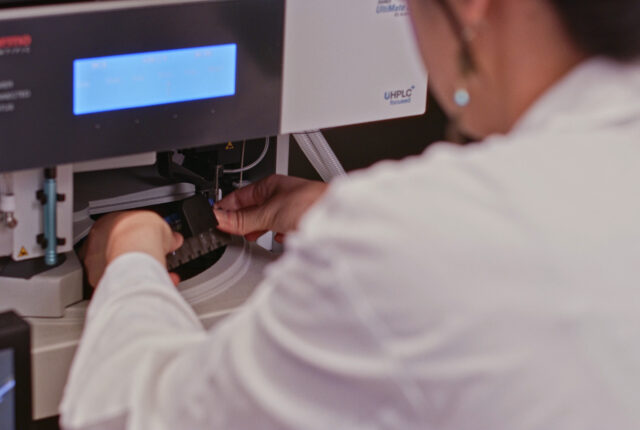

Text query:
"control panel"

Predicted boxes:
[[0, 0, 284, 172]]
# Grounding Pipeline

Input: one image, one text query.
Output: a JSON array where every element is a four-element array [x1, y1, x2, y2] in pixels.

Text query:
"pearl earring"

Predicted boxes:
[[453, 27, 476, 108], [454, 87, 470, 107]]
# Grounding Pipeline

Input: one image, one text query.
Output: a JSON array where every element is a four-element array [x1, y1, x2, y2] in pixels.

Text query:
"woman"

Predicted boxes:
[[63, 0, 640, 429]]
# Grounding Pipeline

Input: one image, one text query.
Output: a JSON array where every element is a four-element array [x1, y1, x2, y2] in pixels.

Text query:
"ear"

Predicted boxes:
[[456, 0, 491, 27]]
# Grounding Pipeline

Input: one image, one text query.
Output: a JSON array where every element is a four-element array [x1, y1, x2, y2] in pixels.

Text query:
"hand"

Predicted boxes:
[[214, 175, 328, 242], [80, 211, 183, 287]]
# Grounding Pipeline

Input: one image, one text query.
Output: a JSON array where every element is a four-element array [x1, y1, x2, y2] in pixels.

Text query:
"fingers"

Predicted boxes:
[[215, 205, 273, 236], [169, 272, 181, 287], [169, 231, 184, 253], [215, 175, 277, 211]]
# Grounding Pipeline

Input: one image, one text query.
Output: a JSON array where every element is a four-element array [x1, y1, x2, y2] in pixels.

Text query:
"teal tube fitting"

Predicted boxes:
[[43, 174, 57, 266]]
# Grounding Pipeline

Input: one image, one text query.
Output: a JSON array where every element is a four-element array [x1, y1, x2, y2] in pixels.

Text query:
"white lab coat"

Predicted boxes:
[[61, 58, 640, 430]]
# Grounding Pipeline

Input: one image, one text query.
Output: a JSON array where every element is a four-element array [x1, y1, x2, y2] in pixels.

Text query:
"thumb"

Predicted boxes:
[[168, 231, 184, 253], [215, 207, 272, 236]]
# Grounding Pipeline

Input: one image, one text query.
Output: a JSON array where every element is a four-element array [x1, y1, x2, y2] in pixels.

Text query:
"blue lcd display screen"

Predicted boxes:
[[73, 44, 237, 115], [0, 349, 15, 430]]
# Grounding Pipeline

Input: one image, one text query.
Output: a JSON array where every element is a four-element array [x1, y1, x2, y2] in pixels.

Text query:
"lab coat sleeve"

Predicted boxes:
[[60, 252, 207, 429], [60, 214, 421, 429]]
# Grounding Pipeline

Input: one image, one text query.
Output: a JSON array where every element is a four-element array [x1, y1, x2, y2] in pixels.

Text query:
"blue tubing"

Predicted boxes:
[[44, 177, 57, 266]]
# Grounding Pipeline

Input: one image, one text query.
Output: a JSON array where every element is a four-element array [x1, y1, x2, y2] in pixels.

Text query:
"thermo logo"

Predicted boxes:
[[385, 85, 415, 105], [0, 34, 32, 56], [0, 34, 31, 48]]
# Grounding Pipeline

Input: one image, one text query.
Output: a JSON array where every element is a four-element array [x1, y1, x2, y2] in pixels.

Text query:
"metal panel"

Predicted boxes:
[[0, 0, 284, 172], [281, 0, 428, 133]]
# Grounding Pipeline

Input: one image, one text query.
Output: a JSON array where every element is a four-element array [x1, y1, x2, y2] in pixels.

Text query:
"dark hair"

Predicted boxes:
[[550, 0, 640, 61]]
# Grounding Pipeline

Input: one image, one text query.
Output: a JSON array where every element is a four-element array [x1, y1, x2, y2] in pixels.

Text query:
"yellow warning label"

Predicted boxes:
[[225, 142, 234, 150], [18, 247, 28, 257]]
